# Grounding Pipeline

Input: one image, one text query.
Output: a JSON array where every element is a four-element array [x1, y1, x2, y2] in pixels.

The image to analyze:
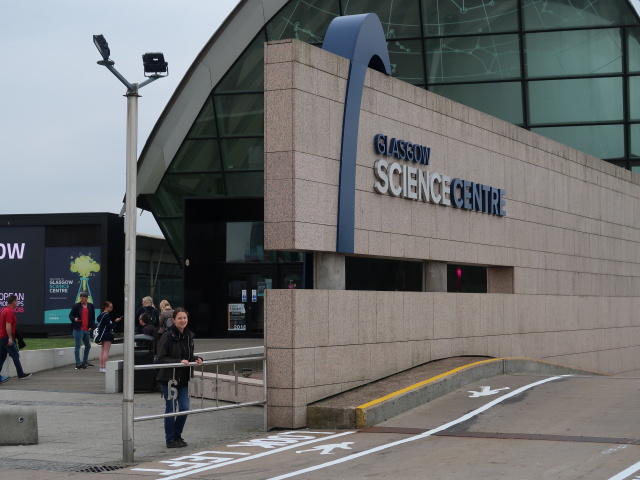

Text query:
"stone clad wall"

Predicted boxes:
[[265, 288, 640, 428], [263, 39, 640, 428]]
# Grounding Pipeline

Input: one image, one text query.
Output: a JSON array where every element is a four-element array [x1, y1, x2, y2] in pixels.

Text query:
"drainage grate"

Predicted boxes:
[[75, 465, 127, 473], [0, 459, 95, 472]]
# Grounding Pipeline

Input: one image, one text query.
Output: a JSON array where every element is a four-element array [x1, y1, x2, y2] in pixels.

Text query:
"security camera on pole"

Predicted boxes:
[[92, 34, 168, 463]]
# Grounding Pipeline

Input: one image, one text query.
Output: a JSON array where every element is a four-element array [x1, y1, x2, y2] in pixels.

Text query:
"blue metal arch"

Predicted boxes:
[[322, 13, 391, 253]]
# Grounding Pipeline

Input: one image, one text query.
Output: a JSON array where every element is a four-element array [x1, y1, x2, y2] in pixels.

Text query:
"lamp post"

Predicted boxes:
[[93, 35, 168, 463]]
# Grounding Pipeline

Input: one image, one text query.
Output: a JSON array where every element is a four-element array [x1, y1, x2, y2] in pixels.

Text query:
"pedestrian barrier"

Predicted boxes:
[[133, 354, 267, 431]]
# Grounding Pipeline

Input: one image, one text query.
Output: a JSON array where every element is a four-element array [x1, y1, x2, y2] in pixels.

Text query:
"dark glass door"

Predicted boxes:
[[224, 264, 276, 337]]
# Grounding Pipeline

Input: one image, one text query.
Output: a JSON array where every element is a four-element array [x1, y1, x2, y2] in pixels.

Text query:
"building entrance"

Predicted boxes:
[[224, 264, 275, 336], [183, 197, 304, 338]]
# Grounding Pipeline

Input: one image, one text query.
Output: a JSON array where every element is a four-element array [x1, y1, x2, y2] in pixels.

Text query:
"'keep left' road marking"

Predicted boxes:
[[132, 431, 355, 479], [468, 386, 510, 397], [296, 442, 354, 455]]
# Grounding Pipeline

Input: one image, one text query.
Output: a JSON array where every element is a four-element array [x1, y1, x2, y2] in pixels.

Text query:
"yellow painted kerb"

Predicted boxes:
[[355, 358, 503, 428]]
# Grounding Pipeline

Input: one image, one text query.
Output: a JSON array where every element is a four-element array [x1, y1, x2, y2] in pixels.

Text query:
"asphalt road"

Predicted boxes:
[[101, 374, 640, 480], [3, 355, 640, 480]]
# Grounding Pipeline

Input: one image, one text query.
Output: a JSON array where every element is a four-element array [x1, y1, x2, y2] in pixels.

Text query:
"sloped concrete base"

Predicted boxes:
[[307, 357, 605, 429]]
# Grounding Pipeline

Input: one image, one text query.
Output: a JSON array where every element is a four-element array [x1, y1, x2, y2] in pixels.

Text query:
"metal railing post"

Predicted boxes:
[[263, 357, 268, 431]]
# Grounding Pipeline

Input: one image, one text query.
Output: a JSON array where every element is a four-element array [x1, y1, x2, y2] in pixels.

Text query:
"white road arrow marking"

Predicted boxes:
[[296, 442, 354, 455], [468, 386, 511, 397]]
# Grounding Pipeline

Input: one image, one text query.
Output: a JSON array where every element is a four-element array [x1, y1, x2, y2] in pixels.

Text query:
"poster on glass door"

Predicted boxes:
[[228, 303, 246, 331]]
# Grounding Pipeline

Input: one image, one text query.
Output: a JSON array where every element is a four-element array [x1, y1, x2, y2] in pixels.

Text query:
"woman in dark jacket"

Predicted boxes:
[[96, 301, 122, 373], [155, 307, 202, 448], [135, 296, 159, 333]]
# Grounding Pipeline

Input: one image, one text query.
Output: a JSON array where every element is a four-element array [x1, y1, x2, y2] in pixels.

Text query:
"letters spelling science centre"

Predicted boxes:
[[372, 134, 506, 216]]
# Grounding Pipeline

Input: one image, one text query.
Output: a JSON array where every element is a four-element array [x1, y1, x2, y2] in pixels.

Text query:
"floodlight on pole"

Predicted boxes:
[[142, 52, 168, 77], [93, 34, 168, 464], [93, 34, 112, 63]]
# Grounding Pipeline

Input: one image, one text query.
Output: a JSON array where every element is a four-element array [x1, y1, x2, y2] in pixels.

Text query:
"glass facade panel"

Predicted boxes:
[[162, 173, 226, 199], [630, 77, 640, 120], [275, 251, 303, 263], [225, 172, 264, 197], [387, 39, 424, 84], [187, 97, 216, 138], [343, 0, 421, 38], [631, 124, 640, 157], [447, 264, 487, 293], [266, 0, 340, 42], [422, 0, 519, 36], [214, 94, 264, 137], [145, 0, 640, 260], [145, 191, 181, 218], [430, 82, 523, 124], [168, 140, 222, 173], [522, 0, 637, 30], [525, 29, 622, 78], [631, 162, 640, 173], [215, 33, 266, 93], [220, 137, 264, 171], [532, 125, 625, 159], [629, 28, 640, 73], [426, 35, 520, 83], [226, 222, 265, 263], [528, 77, 623, 124], [609, 160, 627, 169], [157, 218, 183, 253], [345, 257, 422, 291]]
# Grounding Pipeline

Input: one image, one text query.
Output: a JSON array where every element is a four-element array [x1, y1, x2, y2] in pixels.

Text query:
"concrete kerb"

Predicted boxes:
[[309, 358, 607, 429], [0, 342, 123, 377]]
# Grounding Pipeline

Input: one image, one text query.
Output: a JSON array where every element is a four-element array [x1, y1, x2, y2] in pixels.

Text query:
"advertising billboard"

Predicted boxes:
[[44, 248, 101, 324], [0, 226, 45, 326]]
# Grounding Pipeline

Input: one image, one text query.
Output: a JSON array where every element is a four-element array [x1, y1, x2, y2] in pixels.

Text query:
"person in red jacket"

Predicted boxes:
[[0, 295, 32, 382], [68, 292, 96, 369]]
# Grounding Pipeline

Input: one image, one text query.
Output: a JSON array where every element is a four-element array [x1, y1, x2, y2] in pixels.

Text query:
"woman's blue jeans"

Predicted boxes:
[[160, 382, 190, 445], [73, 329, 91, 366]]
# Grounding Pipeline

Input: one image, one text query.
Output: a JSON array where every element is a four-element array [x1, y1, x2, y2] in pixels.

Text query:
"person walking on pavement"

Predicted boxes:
[[0, 295, 32, 382], [158, 299, 173, 334], [155, 307, 203, 448], [96, 301, 122, 372], [69, 291, 96, 369]]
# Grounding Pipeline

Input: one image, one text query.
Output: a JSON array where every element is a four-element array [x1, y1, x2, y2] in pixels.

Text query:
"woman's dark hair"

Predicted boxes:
[[172, 307, 188, 319], [102, 301, 112, 311]]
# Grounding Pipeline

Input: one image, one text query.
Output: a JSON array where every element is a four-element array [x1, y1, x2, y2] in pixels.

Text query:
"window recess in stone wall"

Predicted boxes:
[[345, 257, 423, 291]]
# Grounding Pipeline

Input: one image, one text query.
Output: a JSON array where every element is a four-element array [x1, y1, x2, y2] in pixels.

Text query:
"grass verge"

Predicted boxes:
[[22, 338, 76, 350]]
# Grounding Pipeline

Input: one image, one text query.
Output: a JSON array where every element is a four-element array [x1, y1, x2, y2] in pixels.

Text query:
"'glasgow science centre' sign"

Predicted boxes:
[[372, 134, 507, 217]]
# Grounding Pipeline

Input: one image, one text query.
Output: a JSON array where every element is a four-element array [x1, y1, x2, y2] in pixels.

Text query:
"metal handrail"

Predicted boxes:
[[133, 354, 265, 370], [132, 355, 267, 431]]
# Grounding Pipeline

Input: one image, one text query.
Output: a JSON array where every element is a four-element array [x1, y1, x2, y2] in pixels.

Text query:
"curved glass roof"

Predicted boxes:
[[138, 0, 640, 257]]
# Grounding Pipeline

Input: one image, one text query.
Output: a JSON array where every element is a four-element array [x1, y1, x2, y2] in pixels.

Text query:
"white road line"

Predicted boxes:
[[144, 431, 356, 480], [265, 376, 567, 480], [608, 460, 640, 480]]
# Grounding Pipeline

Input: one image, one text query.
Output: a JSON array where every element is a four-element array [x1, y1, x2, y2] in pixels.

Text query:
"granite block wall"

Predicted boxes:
[[264, 39, 640, 428]]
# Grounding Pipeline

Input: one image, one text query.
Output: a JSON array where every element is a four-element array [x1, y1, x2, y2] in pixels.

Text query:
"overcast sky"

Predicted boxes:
[[0, 1, 240, 236]]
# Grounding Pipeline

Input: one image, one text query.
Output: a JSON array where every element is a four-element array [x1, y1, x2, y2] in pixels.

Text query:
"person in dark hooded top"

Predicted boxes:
[[135, 296, 159, 333], [155, 307, 203, 448]]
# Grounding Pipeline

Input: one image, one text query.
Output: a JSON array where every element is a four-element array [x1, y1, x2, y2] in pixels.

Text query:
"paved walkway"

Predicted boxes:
[[0, 339, 265, 475]]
